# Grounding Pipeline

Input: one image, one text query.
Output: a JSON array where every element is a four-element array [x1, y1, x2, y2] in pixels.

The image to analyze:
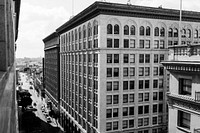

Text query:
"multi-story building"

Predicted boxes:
[[162, 15, 200, 133], [0, 0, 21, 132], [43, 32, 60, 113], [55, 1, 200, 133]]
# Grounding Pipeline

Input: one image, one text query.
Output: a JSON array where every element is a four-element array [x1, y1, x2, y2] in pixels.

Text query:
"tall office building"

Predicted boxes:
[[0, 0, 21, 132], [56, 1, 200, 133], [162, 14, 200, 133], [43, 32, 60, 112]]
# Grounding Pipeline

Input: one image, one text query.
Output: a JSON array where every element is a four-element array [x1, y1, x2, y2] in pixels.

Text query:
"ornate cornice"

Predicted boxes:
[[56, 1, 200, 34], [162, 61, 200, 73], [167, 93, 200, 115]]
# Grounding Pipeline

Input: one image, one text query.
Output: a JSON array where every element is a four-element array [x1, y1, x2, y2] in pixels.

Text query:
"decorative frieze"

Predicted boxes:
[[167, 93, 200, 114]]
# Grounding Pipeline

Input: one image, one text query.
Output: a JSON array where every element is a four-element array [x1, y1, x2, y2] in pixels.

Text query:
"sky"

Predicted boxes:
[[16, 0, 200, 58]]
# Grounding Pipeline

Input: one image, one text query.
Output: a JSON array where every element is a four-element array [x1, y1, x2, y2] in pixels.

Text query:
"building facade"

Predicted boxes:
[[56, 2, 200, 133], [43, 32, 60, 114], [0, 0, 21, 132], [162, 19, 200, 133]]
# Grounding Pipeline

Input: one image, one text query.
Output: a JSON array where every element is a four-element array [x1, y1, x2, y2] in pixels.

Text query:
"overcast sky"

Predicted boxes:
[[16, 0, 200, 58]]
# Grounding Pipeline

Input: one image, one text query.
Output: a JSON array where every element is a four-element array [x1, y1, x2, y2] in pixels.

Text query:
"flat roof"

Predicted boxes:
[[56, 1, 200, 34]]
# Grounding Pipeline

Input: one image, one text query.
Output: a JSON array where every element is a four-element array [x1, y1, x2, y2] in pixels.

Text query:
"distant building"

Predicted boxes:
[[162, 22, 200, 133], [43, 32, 60, 114], [0, 0, 21, 132]]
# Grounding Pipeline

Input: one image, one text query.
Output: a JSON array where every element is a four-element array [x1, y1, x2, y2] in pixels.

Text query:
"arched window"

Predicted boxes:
[[174, 28, 178, 37], [114, 24, 119, 34], [187, 29, 191, 38], [124, 25, 129, 35], [160, 27, 165, 37], [93, 21, 98, 35], [88, 23, 92, 37], [182, 29, 186, 38], [194, 29, 198, 38], [168, 28, 173, 37], [107, 24, 112, 34], [154, 27, 159, 36], [146, 26, 150, 36], [130, 25, 135, 35], [83, 25, 86, 38], [140, 26, 144, 36]]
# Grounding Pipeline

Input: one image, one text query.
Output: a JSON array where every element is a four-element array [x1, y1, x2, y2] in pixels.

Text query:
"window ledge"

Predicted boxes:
[[177, 126, 191, 133]]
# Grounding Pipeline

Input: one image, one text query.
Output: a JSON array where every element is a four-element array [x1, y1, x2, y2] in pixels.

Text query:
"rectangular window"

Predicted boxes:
[[144, 118, 149, 126], [107, 68, 112, 77], [113, 121, 118, 130], [144, 93, 149, 101], [114, 54, 119, 63], [123, 81, 128, 90], [139, 40, 144, 48], [123, 54, 129, 63], [107, 54, 112, 63], [113, 95, 119, 104], [113, 68, 119, 77], [160, 40, 165, 49], [139, 54, 144, 63], [179, 78, 192, 96], [153, 67, 158, 76], [153, 104, 158, 113], [129, 94, 134, 103], [123, 94, 128, 103], [139, 80, 144, 89], [159, 104, 163, 113], [145, 80, 150, 89], [152, 117, 157, 125], [130, 80, 135, 90], [107, 38, 112, 48], [106, 109, 112, 118], [138, 118, 143, 127], [159, 92, 163, 101], [130, 39, 135, 48], [129, 106, 134, 115], [168, 40, 173, 46], [153, 79, 158, 88], [107, 82, 112, 91], [130, 67, 135, 76], [114, 39, 119, 48], [106, 122, 112, 131], [160, 54, 164, 62], [145, 40, 150, 48], [145, 67, 150, 76], [145, 54, 150, 63], [153, 92, 158, 101], [124, 39, 129, 48], [138, 93, 143, 102], [139, 67, 144, 76], [159, 67, 164, 76], [113, 81, 119, 91], [138, 106, 143, 114], [129, 119, 134, 128], [123, 107, 128, 116], [130, 54, 135, 63], [107, 95, 112, 105], [154, 40, 159, 49], [154, 54, 159, 63], [123, 67, 128, 77], [113, 108, 118, 117], [178, 110, 191, 130], [123, 120, 128, 129], [144, 105, 149, 114], [159, 79, 164, 88]]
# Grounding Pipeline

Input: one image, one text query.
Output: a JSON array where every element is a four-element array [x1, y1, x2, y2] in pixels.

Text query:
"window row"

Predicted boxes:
[[107, 39, 166, 49], [106, 67, 164, 78], [107, 24, 200, 38]]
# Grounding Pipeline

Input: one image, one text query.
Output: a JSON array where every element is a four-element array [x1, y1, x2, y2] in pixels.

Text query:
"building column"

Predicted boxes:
[[0, 0, 8, 71]]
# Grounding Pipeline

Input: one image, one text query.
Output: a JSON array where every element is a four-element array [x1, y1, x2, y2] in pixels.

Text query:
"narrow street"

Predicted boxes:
[[19, 72, 64, 133]]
